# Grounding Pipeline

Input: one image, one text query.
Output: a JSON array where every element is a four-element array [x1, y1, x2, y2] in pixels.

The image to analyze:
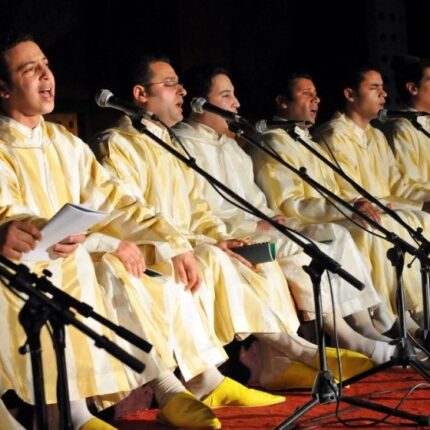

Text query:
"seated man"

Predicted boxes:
[[0, 34, 281, 430], [173, 64, 394, 367], [315, 65, 430, 329]]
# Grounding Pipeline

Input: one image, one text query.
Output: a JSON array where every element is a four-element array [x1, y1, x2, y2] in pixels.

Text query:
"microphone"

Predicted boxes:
[[255, 119, 312, 133], [377, 109, 430, 122], [95, 89, 158, 120], [191, 97, 243, 122]]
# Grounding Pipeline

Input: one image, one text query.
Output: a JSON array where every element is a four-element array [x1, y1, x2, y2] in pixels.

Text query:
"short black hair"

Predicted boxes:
[[0, 33, 34, 84], [341, 64, 381, 92], [392, 55, 430, 103], [275, 72, 313, 101], [182, 64, 230, 117], [130, 55, 170, 87]]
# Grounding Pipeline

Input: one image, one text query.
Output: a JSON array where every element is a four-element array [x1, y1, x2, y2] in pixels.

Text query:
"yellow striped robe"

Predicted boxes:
[[96, 116, 300, 345]]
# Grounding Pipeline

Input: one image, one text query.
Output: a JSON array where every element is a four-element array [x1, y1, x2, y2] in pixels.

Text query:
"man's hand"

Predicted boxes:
[[172, 251, 202, 292], [353, 198, 381, 228], [0, 221, 42, 259], [216, 239, 259, 270], [111, 240, 146, 278], [52, 234, 86, 258], [257, 214, 288, 231]]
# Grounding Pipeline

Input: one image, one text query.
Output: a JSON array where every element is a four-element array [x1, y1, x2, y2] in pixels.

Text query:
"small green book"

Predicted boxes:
[[230, 242, 276, 264]]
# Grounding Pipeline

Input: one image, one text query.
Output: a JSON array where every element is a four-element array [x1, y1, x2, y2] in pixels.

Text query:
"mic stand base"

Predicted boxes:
[[275, 246, 430, 429]]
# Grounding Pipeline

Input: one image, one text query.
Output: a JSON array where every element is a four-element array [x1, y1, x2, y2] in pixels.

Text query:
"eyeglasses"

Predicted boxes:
[[142, 79, 184, 88]]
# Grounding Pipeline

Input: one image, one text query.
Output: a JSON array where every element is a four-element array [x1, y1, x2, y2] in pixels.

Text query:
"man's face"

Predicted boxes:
[[207, 74, 240, 113], [412, 66, 430, 112], [281, 78, 320, 124], [203, 73, 240, 132], [0, 40, 55, 127], [139, 61, 186, 127], [348, 70, 386, 120]]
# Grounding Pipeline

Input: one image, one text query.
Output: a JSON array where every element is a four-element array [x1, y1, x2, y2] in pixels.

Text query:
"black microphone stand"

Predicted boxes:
[[292, 125, 430, 351], [227, 121, 430, 428], [0, 255, 151, 430], [410, 118, 430, 140]]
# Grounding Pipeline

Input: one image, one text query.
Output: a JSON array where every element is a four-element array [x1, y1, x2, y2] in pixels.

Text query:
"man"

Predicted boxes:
[[386, 56, 430, 183], [173, 64, 394, 370], [0, 34, 277, 430], [315, 66, 430, 329], [94, 55, 366, 392]]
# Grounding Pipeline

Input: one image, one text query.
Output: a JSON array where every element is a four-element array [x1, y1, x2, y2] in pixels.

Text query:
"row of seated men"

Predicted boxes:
[[0, 33, 428, 429]]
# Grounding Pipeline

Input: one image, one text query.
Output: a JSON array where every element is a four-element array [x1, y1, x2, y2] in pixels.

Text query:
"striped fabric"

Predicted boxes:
[[97, 116, 301, 346]]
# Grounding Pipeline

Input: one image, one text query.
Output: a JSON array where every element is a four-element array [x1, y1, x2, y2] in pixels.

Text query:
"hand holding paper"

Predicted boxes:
[[23, 203, 108, 261]]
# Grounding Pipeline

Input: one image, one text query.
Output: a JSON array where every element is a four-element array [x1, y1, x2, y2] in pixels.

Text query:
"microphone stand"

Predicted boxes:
[[130, 117, 365, 290], [227, 121, 430, 428], [410, 118, 430, 139], [0, 255, 151, 430], [289, 125, 430, 351]]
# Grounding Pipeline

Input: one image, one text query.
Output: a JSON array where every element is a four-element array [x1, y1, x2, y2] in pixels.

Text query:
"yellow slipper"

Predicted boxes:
[[79, 417, 118, 430], [202, 377, 285, 408], [157, 391, 221, 429], [261, 360, 320, 391], [322, 347, 374, 381]]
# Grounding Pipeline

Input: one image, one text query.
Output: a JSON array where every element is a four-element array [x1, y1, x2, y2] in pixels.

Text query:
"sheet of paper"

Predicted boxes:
[[23, 203, 108, 261]]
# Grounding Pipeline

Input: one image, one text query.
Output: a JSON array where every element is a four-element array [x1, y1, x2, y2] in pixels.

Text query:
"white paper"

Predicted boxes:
[[23, 203, 108, 261]]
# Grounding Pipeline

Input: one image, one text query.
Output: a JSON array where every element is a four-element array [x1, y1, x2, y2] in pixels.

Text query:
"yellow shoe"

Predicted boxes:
[[202, 377, 285, 408], [157, 391, 221, 429], [261, 361, 320, 390], [322, 347, 374, 381], [79, 417, 118, 430]]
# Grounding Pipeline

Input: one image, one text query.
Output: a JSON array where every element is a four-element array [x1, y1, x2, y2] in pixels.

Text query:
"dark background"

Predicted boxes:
[[0, 0, 429, 139]]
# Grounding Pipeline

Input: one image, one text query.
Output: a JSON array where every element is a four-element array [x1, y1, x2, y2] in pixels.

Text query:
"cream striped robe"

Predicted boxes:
[[96, 116, 300, 346]]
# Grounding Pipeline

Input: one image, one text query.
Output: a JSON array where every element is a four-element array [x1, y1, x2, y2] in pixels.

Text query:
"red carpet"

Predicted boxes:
[[112, 367, 430, 429]]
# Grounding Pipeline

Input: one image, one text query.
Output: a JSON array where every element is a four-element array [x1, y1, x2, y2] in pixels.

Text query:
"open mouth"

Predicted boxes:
[[39, 87, 54, 99]]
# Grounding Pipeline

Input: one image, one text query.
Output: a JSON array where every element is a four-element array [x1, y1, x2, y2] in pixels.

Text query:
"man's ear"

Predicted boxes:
[[0, 80, 11, 100], [405, 81, 418, 96], [343, 87, 355, 103], [275, 95, 288, 110], [132, 84, 148, 104]]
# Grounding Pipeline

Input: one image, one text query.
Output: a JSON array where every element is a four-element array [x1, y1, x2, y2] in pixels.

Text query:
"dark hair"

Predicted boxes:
[[0, 33, 34, 84], [130, 55, 170, 87], [275, 72, 313, 101], [392, 55, 430, 103], [182, 64, 230, 117], [341, 64, 381, 92]]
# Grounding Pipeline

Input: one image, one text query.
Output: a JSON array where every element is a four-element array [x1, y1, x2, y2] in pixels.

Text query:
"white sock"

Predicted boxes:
[[70, 399, 93, 430], [185, 367, 224, 400], [371, 341, 397, 365], [324, 312, 377, 356], [149, 371, 187, 408], [344, 310, 391, 341], [255, 331, 318, 367]]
